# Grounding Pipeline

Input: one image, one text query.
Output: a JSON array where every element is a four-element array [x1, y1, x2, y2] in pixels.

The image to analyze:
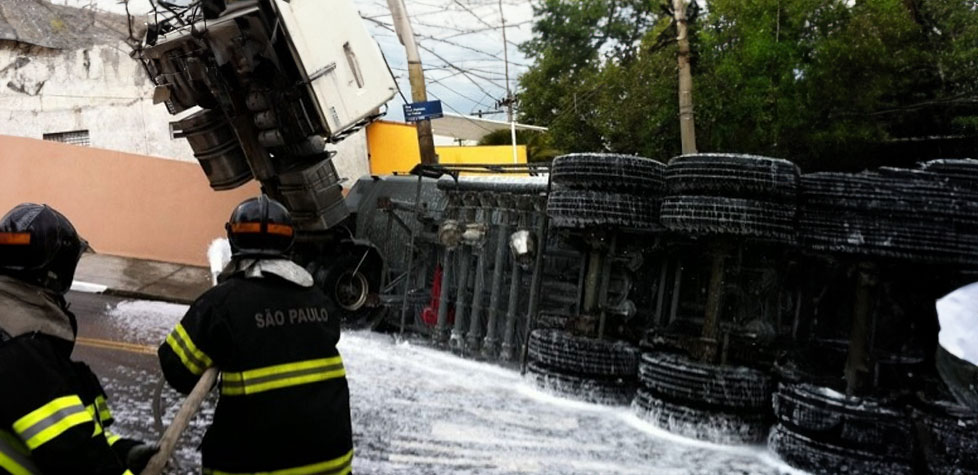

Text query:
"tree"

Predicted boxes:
[[517, 0, 663, 154], [518, 0, 978, 170], [478, 129, 562, 162]]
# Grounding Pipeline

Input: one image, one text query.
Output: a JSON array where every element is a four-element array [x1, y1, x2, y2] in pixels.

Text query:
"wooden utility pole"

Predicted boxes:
[[673, 0, 697, 154], [388, 0, 437, 164], [499, 0, 519, 164]]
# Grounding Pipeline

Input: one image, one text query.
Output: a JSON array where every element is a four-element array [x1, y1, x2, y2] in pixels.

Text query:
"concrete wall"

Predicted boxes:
[[0, 41, 196, 162], [0, 40, 372, 184], [0, 135, 261, 267]]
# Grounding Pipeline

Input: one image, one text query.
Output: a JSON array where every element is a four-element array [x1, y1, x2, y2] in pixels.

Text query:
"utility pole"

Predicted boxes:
[[499, 0, 519, 164], [673, 0, 697, 154], [388, 0, 437, 164]]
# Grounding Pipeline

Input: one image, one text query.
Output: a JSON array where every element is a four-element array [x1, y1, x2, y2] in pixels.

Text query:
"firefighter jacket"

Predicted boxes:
[[0, 276, 137, 475], [158, 264, 353, 474]]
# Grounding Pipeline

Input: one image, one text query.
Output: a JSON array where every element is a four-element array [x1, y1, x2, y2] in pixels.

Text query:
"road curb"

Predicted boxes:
[[72, 280, 195, 305], [102, 288, 196, 306]]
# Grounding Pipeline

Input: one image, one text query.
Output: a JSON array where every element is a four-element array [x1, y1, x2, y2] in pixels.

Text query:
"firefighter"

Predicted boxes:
[[158, 196, 353, 474], [0, 203, 155, 474]]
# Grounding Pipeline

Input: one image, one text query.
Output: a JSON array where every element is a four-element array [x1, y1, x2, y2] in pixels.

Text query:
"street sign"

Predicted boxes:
[[403, 100, 443, 122]]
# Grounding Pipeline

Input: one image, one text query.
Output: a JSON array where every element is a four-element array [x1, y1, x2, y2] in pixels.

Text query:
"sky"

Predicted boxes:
[[68, 0, 537, 122]]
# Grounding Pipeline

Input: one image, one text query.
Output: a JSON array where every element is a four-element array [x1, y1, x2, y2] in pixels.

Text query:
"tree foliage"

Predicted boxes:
[[517, 0, 978, 169], [477, 129, 562, 162]]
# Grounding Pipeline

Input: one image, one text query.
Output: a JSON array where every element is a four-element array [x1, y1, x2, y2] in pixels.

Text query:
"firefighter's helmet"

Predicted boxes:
[[0, 203, 88, 294], [226, 195, 295, 258]]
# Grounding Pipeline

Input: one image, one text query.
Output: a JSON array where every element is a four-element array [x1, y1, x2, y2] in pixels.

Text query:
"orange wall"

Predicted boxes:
[[367, 121, 422, 175], [0, 135, 261, 267], [366, 120, 527, 175]]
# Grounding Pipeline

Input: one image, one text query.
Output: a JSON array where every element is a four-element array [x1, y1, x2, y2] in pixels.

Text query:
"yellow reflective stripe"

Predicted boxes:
[[0, 451, 35, 475], [84, 405, 104, 437], [203, 448, 353, 475], [0, 430, 37, 475], [94, 395, 112, 423], [0, 431, 28, 457], [12, 396, 92, 450], [165, 323, 213, 375], [221, 356, 345, 396], [105, 432, 122, 446]]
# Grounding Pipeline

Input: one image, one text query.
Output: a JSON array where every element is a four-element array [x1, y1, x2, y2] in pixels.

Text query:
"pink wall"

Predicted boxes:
[[0, 135, 261, 267]]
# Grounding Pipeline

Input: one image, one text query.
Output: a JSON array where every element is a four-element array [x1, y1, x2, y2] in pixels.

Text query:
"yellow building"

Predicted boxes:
[[366, 120, 529, 175]]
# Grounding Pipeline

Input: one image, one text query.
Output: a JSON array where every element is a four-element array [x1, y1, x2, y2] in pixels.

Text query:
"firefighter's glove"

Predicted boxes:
[[126, 443, 160, 473]]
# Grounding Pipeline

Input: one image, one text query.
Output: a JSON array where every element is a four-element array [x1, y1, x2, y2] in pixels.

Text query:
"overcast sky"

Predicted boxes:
[[68, 0, 536, 122]]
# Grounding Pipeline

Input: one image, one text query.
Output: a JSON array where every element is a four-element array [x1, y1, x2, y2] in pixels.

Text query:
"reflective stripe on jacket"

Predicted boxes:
[[158, 271, 353, 472], [0, 334, 134, 474], [0, 429, 38, 475], [203, 449, 353, 475], [221, 356, 345, 396]]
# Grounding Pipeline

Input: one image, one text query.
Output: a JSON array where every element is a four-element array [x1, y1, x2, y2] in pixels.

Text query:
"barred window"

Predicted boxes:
[[43, 130, 90, 146]]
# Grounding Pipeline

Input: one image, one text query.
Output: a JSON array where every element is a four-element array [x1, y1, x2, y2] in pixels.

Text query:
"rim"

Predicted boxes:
[[335, 269, 369, 312]]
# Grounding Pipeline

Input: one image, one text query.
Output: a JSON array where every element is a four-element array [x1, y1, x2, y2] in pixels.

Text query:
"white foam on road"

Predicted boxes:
[[95, 301, 801, 474], [104, 300, 188, 345], [70, 281, 108, 293]]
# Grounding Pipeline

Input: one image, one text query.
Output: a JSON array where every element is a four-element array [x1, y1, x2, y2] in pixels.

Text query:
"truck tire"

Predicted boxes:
[[799, 212, 978, 266], [802, 172, 978, 215], [921, 158, 978, 186], [910, 392, 978, 474], [632, 388, 770, 444], [311, 252, 380, 326], [660, 195, 796, 243], [638, 352, 773, 410], [772, 383, 913, 460], [528, 329, 640, 378], [665, 153, 800, 199], [551, 153, 666, 192], [769, 423, 914, 475], [547, 190, 660, 231], [526, 361, 636, 406]]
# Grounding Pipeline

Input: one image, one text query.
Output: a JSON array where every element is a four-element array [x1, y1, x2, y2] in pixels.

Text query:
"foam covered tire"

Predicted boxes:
[[551, 153, 665, 192], [638, 352, 773, 410], [632, 388, 769, 444], [921, 158, 978, 187], [772, 383, 913, 460], [802, 172, 978, 216], [911, 395, 978, 474], [660, 195, 796, 243], [547, 190, 660, 230], [799, 212, 978, 266], [528, 329, 640, 378], [769, 423, 914, 475], [526, 361, 635, 406], [665, 153, 800, 199]]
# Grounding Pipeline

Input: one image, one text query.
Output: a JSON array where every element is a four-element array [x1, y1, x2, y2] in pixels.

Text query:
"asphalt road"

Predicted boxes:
[[65, 291, 799, 475], [67, 291, 207, 473]]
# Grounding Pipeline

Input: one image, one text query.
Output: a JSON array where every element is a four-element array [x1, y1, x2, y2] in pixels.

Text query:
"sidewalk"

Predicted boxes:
[[73, 254, 212, 304]]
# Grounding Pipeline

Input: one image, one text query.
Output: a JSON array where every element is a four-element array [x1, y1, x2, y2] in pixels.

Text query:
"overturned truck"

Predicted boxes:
[[134, 2, 978, 473]]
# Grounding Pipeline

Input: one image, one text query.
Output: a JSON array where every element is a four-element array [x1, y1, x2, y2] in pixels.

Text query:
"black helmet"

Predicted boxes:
[[0, 203, 87, 294], [226, 195, 295, 258]]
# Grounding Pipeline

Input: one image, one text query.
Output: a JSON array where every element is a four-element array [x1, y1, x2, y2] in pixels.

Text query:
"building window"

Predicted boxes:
[[43, 130, 91, 146]]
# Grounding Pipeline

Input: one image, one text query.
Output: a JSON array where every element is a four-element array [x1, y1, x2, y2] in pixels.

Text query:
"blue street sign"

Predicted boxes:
[[403, 100, 444, 122]]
